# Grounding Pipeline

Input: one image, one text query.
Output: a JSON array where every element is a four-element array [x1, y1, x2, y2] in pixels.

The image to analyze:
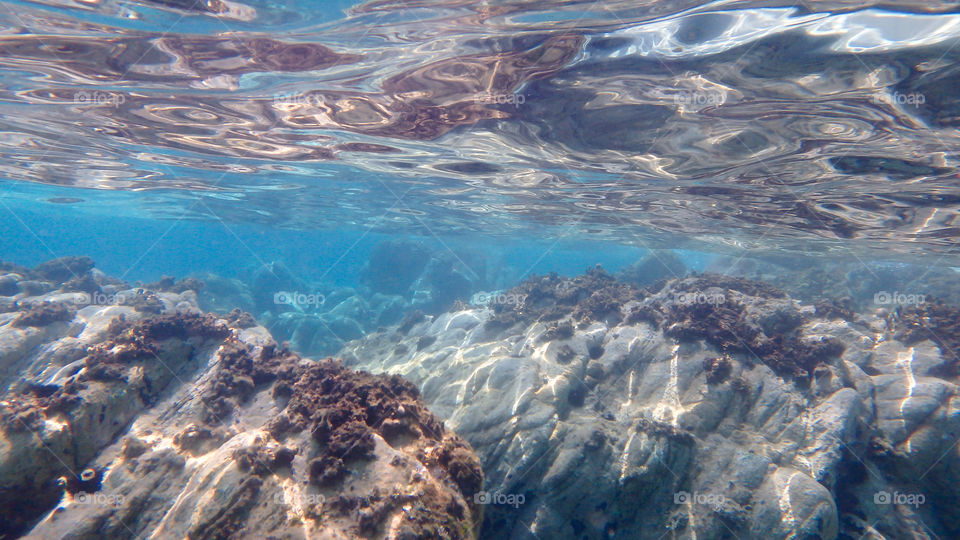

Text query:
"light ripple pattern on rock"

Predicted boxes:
[[341, 272, 960, 540], [0, 263, 482, 539]]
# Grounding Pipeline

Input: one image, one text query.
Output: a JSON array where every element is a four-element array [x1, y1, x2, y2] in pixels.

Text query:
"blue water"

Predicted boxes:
[[1, 0, 959, 266], [3, 1, 960, 539], [1, 0, 958, 351]]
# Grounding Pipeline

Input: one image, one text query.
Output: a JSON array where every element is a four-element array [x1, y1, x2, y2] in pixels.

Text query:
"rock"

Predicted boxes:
[[617, 250, 687, 286], [250, 261, 304, 315], [0, 274, 19, 296], [32, 256, 95, 282], [341, 268, 960, 539], [359, 239, 431, 294], [0, 260, 482, 539], [196, 272, 256, 315]]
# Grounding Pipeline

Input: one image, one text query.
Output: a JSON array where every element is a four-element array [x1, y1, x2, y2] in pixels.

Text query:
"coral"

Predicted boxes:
[[201, 340, 257, 424], [285, 359, 444, 449], [0, 282, 482, 539], [437, 439, 484, 496]]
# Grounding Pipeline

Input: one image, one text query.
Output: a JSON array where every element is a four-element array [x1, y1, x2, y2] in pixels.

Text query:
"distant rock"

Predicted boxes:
[[617, 250, 688, 287], [360, 239, 431, 295]]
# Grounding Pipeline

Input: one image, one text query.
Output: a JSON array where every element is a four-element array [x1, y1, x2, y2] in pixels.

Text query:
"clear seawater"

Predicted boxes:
[[2, 0, 960, 538], [2, 0, 959, 275]]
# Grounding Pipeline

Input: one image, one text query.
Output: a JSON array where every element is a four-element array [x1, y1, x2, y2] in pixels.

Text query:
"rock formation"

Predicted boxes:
[[341, 267, 960, 539], [0, 258, 482, 539]]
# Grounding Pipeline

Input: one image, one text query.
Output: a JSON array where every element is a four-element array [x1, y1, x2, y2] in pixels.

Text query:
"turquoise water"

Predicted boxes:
[[1, 0, 959, 266], [2, 0, 960, 538]]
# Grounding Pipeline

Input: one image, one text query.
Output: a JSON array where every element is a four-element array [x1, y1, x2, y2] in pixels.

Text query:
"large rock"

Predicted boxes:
[[0, 264, 482, 539], [341, 270, 960, 539]]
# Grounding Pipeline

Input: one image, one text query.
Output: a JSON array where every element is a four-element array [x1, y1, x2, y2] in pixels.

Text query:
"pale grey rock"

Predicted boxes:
[[341, 277, 960, 540], [0, 274, 481, 539]]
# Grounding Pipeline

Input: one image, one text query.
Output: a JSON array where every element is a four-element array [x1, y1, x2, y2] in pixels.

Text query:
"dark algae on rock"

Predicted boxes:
[[11, 301, 75, 328], [0, 260, 483, 539], [887, 300, 960, 376], [342, 265, 960, 540]]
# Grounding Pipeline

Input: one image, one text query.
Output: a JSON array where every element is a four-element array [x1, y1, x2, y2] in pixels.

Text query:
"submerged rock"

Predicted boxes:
[[341, 268, 960, 540], [0, 260, 482, 539]]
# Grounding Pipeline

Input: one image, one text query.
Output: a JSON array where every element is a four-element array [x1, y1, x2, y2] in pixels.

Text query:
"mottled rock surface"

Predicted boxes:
[[341, 270, 960, 540], [0, 260, 481, 539]]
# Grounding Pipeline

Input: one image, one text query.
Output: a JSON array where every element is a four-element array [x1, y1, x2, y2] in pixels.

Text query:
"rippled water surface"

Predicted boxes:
[[2, 0, 960, 257]]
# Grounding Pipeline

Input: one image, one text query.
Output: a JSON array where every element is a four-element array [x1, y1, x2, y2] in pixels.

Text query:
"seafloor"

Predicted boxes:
[[1, 246, 959, 539]]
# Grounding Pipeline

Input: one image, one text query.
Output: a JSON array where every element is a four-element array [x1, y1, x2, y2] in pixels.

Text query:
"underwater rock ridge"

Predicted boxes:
[[341, 266, 960, 540], [0, 257, 483, 539]]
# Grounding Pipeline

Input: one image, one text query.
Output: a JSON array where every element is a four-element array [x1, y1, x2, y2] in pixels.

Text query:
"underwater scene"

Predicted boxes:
[[2, 0, 960, 538]]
